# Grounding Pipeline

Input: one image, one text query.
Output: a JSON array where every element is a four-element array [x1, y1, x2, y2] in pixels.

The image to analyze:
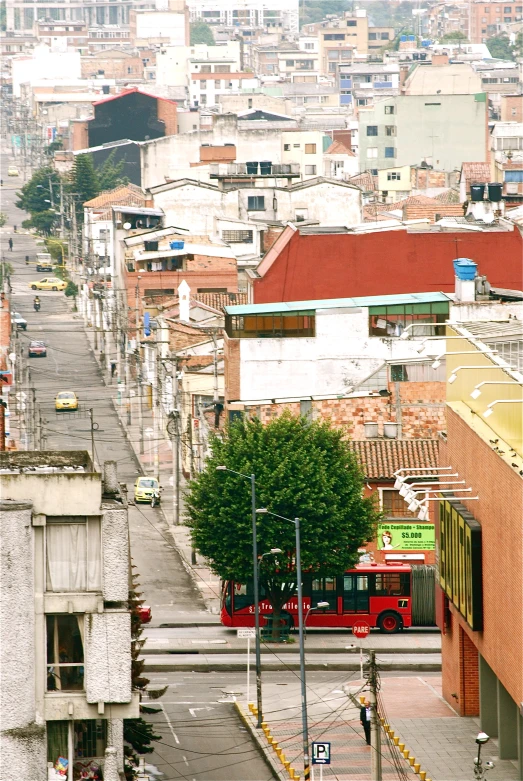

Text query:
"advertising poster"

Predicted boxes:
[[377, 522, 435, 551]]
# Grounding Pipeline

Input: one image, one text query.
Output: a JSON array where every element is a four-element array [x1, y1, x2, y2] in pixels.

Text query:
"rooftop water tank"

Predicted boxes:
[[453, 258, 477, 280], [488, 182, 502, 203], [246, 161, 258, 174], [170, 240, 185, 250], [470, 183, 485, 202]]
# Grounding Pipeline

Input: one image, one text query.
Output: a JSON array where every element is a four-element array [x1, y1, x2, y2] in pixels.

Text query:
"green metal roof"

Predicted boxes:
[[225, 292, 451, 316]]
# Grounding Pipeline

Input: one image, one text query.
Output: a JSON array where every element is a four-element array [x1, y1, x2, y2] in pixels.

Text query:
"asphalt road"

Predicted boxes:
[[1, 157, 207, 627]]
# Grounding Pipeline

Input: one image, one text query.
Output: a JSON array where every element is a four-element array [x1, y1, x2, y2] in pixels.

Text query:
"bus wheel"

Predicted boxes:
[[378, 612, 402, 633]]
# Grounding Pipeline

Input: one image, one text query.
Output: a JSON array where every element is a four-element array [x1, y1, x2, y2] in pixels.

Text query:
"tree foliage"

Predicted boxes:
[[71, 154, 100, 207], [440, 30, 468, 42], [15, 166, 61, 234], [187, 414, 379, 634], [190, 20, 215, 45], [123, 568, 165, 780], [0, 212, 7, 227], [97, 149, 128, 192], [486, 33, 515, 60]]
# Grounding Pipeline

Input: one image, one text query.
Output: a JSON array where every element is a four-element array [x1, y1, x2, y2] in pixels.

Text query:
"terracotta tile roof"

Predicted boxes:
[[196, 292, 247, 311], [325, 140, 355, 156], [460, 162, 491, 194], [84, 184, 145, 209], [348, 439, 440, 480], [434, 189, 461, 204], [348, 172, 376, 192]]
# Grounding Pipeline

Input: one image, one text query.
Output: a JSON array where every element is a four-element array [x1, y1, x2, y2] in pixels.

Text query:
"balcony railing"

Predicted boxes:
[[209, 162, 300, 177]]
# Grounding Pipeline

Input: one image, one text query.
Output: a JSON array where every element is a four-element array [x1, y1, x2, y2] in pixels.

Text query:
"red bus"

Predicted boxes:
[[221, 562, 414, 634]]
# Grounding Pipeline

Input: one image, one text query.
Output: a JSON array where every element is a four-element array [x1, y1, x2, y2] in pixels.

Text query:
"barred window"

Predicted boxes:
[[222, 230, 254, 243]]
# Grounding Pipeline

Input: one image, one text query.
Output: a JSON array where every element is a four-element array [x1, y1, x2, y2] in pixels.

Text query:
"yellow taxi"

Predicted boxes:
[[30, 277, 66, 291], [8, 166, 19, 176], [134, 477, 160, 503], [55, 391, 79, 411]]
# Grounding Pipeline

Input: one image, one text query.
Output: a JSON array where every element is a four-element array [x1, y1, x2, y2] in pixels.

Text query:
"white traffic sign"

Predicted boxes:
[[237, 628, 256, 639], [312, 742, 331, 765]]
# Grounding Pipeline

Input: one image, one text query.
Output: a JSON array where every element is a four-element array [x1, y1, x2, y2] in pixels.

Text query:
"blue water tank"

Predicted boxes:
[[453, 258, 477, 280], [170, 240, 185, 250], [400, 35, 407, 41]]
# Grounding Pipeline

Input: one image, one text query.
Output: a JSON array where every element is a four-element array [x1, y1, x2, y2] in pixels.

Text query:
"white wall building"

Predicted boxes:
[[0, 452, 138, 781], [187, 0, 299, 34], [224, 292, 452, 401], [156, 41, 241, 88], [11, 45, 81, 97]]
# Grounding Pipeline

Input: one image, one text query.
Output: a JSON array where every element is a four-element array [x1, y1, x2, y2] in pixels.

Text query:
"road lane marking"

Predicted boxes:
[[160, 702, 180, 745]]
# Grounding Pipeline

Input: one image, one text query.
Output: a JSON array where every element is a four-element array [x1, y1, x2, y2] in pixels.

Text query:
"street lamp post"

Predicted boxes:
[[216, 466, 263, 727], [256, 508, 311, 781]]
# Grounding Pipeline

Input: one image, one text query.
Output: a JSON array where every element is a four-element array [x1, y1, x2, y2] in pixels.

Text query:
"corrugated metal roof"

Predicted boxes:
[[225, 291, 451, 316]]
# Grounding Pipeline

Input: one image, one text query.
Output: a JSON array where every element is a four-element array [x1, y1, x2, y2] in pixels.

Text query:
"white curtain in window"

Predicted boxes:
[[86, 518, 101, 591], [47, 524, 87, 591]]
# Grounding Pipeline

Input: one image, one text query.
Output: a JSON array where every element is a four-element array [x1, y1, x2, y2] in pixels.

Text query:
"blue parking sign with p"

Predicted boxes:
[[312, 742, 331, 765]]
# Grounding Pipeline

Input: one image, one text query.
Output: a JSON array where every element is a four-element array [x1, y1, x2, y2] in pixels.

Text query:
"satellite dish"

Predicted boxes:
[[123, 222, 132, 230]]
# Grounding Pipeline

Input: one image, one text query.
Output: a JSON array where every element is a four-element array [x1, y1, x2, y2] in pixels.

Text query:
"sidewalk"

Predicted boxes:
[[244, 675, 519, 781]]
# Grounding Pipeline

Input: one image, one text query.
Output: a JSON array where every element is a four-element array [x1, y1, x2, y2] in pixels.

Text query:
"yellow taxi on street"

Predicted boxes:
[[134, 477, 160, 504], [8, 166, 19, 176], [30, 277, 66, 291], [55, 391, 79, 411]]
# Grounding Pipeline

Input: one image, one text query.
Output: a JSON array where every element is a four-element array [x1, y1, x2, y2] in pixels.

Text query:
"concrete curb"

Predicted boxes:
[[141, 644, 440, 656], [142, 659, 441, 673], [381, 720, 431, 781], [234, 701, 285, 780]]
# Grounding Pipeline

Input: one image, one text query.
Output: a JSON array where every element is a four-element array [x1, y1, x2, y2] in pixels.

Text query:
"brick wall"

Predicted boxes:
[[157, 99, 177, 136], [440, 406, 523, 713], [81, 55, 144, 79], [224, 334, 240, 401], [262, 227, 285, 253], [237, 381, 445, 440], [71, 120, 89, 151], [501, 94, 523, 123]]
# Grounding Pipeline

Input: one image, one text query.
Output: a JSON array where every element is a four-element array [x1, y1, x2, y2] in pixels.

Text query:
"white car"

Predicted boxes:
[[11, 311, 27, 330]]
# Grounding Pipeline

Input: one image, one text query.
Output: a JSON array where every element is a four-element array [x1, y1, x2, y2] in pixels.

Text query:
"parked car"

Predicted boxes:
[[28, 340, 47, 358], [139, 606, 152, 624], [7, 166, 19, 176], [55, 391, 78, 411], [11, 311, 27, 330], [30, 277, 66, 291]]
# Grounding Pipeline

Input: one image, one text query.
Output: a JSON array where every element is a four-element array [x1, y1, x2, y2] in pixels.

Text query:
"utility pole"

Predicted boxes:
[[31, 386, 37, 450], [369, 650, 382, 781], [88, 408, 95, 468], [171, 356, 180, 525], [135, 285, 144, 454]]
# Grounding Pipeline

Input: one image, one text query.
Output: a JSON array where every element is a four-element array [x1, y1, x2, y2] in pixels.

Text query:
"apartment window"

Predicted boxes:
[[293, 143, 300, 148], [285, 60, 295, 66], [46, 517, 101, 592], [324, 33, 345, 40], [385, 125, 396, 136], [358, 99, 367, 106], [381, 32, 390, 39], [367, 147, 378, 158], [504, 5, 511, 11], [222, 229, 254, 243], [200, 80, 207, 88], [369, 32, 377, 40], [305, 143, 317, 154], [367, 125, 378, 136], [46, 615, 84, 691], [304, 42, 314, 49], [200, 94, 207, 105], [200, 65, 211, 73], [226, 311, 315, 338], [215, 64, 231, 72], [504, 16, 512, 21], [215, 80, 221, 87], [247, 195, 265, 211], [381, 486, 418, 517], [384, 105, 395, 114], [305, 165, 317, 175], [347, 20, 357, 26], [284, 143, 291, 151], [369, 302, 449, 337], [48, 720, 107, 770], [387, 171, 401, 180], [385, 147, 396, 158]]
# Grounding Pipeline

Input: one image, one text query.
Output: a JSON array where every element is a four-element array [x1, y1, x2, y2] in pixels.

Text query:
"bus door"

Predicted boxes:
[[342, 574, 369, 614], [311, 576, 337, 613]]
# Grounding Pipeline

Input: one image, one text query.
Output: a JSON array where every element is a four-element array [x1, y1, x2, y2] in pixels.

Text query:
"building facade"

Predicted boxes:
[[0, 452, 138, 781]]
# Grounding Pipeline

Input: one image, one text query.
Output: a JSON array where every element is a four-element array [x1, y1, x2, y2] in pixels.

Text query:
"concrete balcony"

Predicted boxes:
[[209, 162, 301, 179]]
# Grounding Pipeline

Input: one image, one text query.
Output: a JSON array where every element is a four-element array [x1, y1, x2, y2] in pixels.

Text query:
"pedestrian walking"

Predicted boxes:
[[8, 238, 13, 251], [360, 699, 371, 745], [110, 360, 117, 378]]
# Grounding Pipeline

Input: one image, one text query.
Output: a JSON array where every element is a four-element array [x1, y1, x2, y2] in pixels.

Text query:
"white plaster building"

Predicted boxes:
[[148, 177, 363, 233], [0, 452, 138, 781], [224, 292, 452, 401], [187, 0, 299, 34]]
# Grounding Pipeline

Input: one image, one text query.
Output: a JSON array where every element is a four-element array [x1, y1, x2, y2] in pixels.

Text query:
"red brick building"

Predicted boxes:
[[437, 325, 523, 766], [252, 225, 523, 304]]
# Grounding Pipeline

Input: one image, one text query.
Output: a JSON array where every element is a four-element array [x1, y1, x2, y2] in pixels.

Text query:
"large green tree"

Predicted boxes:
[[190, 20, 215, 45], [486, 33, 515, 60], [440, 30, 468, 42], [187, 414, 379, 637], [71, 153, 100, 206], [97, 149, 128, 192], [15, 166, 61, 233]]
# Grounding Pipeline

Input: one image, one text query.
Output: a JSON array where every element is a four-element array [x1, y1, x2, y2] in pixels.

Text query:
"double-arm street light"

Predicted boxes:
[[256, 508, 311, 781], [216, 466, 264, 727]]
